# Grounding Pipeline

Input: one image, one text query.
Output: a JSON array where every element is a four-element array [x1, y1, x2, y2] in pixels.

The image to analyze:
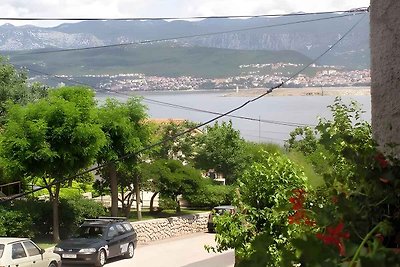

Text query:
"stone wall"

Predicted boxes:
[[131, 213, 209, 243]]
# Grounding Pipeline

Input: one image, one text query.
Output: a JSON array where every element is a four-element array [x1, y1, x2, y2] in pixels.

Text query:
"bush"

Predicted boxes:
[[59, 196, 106, 239], [0, 203, 35, 238], [185, 184, 234, 208], [0, 195, 105, 239], [158, 195, 177, 210]]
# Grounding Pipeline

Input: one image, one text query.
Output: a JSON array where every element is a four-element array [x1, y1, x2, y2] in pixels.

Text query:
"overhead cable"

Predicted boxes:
[[13, 12, 365, 56], [0, 10, 368, 203], [0, 7, 368, 21]]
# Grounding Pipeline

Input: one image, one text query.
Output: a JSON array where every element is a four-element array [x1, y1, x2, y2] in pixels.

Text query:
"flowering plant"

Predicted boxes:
[[286, 98, 400, 266]]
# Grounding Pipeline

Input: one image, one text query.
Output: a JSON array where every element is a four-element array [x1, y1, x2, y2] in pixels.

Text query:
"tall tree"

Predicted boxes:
[[195, 121, 247, 184], [96, 98, 149, 217], [151, 120, 198, 162], [0, 56, 48, 185], [142, 159, 203, 212], [0, 86, 106, 242]]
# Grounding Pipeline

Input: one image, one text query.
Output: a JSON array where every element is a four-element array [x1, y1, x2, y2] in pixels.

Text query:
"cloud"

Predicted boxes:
[[1, 0, 370, 27]]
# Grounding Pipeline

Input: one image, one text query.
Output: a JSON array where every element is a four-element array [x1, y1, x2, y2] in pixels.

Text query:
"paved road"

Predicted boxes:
[[62, 232, 234, 267]]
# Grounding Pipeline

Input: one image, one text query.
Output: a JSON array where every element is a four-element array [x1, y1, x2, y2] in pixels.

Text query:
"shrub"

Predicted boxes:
[[0, 203, 35, 238], [158, 195, 177, 210], [59, 195, 106, 239], [0, 196, 105, 239], [185, 184, 234, 208], [210, 151, 309, 267]]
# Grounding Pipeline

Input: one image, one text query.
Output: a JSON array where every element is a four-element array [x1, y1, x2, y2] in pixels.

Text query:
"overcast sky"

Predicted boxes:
[[1, 0, 370, 27]]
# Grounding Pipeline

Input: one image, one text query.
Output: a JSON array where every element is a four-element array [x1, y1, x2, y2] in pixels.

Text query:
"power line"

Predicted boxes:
[[0, 11, 368, 203], [19, 65, 315, 128], [12, 12, 365, 56], [23, 67, 313, 127], [0, 7, 368, 21]]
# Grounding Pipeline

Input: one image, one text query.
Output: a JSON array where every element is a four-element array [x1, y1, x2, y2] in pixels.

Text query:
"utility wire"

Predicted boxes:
[[25, 67, 313, 127], [20, 65, 315, 128], [0, 7, 368, 21], [12, 12, 365, 56], [1, 10, 368, 203]]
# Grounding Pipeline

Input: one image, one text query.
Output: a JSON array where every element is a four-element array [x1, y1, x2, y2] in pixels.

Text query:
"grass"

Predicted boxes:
[[33, 235, 56, 249]]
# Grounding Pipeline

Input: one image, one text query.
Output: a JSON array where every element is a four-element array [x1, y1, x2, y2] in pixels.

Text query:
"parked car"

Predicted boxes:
[[207, 205, 236, 232], [0, 237, 61, 267], [54, 217, 137, 267]]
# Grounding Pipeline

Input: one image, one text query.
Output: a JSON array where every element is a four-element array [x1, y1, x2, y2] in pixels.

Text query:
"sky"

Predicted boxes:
[[0, 0, 370, 27]]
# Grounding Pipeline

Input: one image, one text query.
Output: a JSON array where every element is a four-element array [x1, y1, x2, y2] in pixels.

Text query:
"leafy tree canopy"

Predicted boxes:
[[0, 56, 48, 123], [195, 121, 247, 184]]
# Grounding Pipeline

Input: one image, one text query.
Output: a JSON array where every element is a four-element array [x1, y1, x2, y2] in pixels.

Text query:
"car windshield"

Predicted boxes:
[[0, 244, 4, 258], [76, 226, 105, 238]]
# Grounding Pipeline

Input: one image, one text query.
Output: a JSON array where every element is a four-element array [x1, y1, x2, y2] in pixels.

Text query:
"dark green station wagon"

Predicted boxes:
[[54, 217, 137, 266]]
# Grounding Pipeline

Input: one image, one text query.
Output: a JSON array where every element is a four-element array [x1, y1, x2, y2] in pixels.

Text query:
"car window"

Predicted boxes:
[[107, 226, 118, 238], [115, 224, 126, 234], [12, 243, 27, 259], [78, 226, 105, 238], [122, 222, 133, 232], [23, 241, 41, 256], [0, 244, 4, 259]]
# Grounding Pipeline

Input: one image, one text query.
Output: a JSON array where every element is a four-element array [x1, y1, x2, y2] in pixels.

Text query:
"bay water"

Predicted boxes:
[[96, 90, 371, 145]]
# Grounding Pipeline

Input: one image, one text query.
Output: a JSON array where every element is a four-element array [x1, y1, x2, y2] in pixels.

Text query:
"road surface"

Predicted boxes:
[[62, 232, 234, 267]]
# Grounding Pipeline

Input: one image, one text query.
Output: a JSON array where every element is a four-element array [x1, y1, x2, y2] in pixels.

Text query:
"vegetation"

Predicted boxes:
[[195, 121, 247, 184], [0, 196, 105, 240], [8, 45, 312, 78], [96, 97, 150, 217], [208, 151, 308, 267], [211, 98, 400, 266], [0, 86, 106, 242]]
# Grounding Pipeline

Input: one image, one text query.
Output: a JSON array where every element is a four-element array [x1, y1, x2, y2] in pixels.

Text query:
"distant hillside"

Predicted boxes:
[[0, 13, 370, 69], [5, 45, 312, 78]]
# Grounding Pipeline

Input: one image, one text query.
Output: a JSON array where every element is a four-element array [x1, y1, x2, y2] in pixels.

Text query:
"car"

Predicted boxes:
[[0, 237, 61, 267], [54, 217, 137, 266], [207, 205, 236, 232]]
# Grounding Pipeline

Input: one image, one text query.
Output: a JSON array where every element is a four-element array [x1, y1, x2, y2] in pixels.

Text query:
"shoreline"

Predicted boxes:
[[223, 87, 371, 97]]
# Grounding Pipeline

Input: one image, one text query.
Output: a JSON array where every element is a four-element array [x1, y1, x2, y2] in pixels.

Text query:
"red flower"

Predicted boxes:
[[316, 222, 350, 256], [288, 189, 315, 226], [375, 153, 389, 169]]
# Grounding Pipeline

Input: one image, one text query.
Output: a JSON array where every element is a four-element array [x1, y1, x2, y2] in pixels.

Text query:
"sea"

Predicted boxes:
[[95, 89, 371, 145]]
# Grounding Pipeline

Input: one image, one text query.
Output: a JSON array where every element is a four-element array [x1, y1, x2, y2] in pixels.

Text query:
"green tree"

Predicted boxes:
[[210, 151, 308, 267], [142, 159, 203, 212], [0, 86, 105, 242], [96, 97, 149, 218], [195, 121, 247, 184], [0, 56, 48, 185], [0, 56, 48, 123], [151, 120, 199, 162]]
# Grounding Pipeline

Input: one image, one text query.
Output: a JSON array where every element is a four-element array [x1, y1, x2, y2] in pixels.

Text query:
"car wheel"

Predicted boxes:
[[95, 249, 107, 267], [125, 242, 135, 258], [48, 261, 58, 267]]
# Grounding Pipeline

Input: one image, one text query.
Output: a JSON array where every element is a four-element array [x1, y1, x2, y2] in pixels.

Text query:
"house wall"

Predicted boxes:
[[371, 0, 400, 156]]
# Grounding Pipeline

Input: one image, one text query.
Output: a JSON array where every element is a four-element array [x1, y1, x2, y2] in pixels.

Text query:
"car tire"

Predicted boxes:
[[124, 242, 135, 258], [48, 261, 58, 267], [95, 249, 107, 267]]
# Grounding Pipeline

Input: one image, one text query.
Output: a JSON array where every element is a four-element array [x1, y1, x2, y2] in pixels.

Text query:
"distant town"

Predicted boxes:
[[31, 63, 370, 91]]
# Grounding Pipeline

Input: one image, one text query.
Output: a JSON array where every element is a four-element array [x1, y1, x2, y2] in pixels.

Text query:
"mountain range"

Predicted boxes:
[[0, 12, 370, 77]]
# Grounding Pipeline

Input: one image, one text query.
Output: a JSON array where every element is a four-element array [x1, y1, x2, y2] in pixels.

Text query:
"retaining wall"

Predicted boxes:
[[131, 212, 209, 243]]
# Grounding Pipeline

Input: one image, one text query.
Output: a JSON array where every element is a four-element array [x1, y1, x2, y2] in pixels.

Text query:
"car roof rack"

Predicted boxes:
[[98, 216, 127, 221]]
